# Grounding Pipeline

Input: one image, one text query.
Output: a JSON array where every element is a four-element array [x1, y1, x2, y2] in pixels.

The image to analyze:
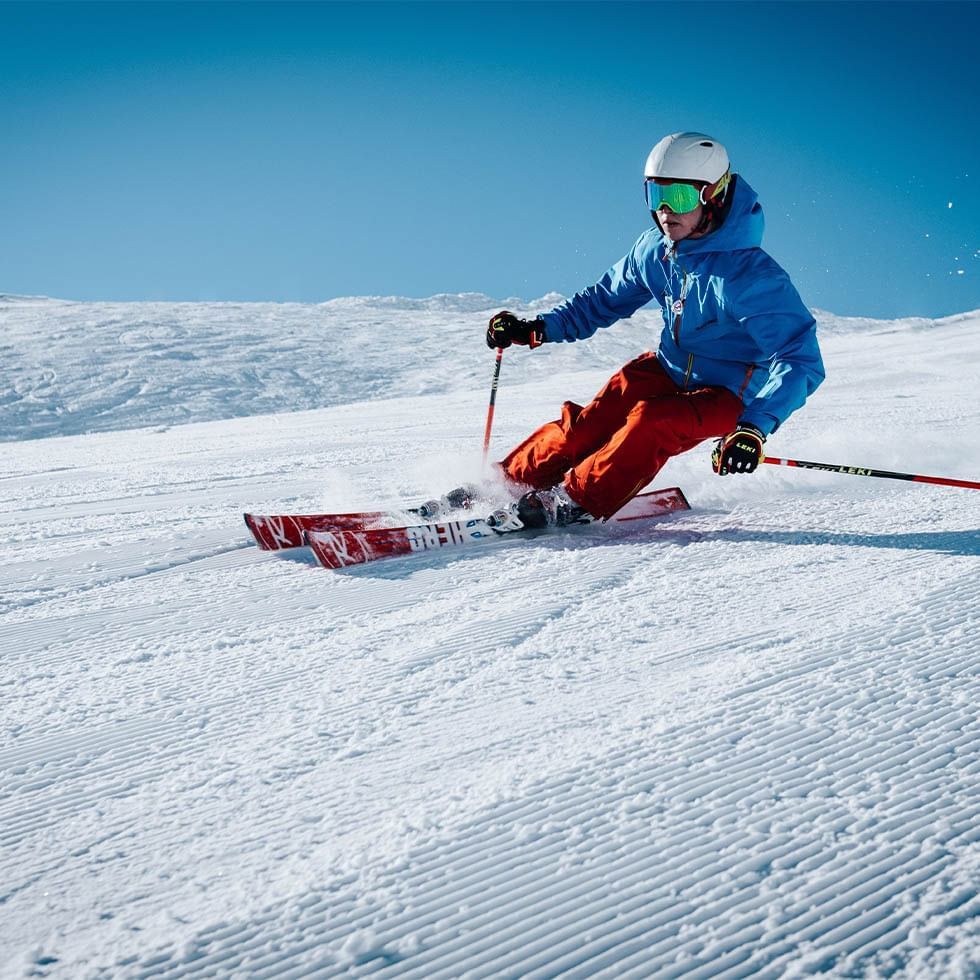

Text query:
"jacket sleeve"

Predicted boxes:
[[729, 274, 825, 436], [539, 232, 661, 343]]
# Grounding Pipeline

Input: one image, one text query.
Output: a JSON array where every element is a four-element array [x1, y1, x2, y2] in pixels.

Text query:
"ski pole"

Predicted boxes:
[[482, 346, 504, 466], [762, 455, 980, 491]]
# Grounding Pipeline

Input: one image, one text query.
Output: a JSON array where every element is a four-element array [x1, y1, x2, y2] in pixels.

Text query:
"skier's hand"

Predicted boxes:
[[486, 311, 545, 350], [712, 424, 766, 475]]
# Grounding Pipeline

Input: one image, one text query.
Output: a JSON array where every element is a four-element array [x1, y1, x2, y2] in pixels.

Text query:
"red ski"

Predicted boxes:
[[305, 487, 690, 570], [243, 508, 411, 551]]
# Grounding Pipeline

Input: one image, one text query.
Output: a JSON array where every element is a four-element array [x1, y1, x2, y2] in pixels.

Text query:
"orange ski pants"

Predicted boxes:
[[500, 352, 743, 520]]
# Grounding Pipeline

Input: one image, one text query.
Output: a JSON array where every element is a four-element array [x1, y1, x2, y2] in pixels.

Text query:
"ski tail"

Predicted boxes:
[[244, 484, 503, 551], [244, 509, 407, 550]]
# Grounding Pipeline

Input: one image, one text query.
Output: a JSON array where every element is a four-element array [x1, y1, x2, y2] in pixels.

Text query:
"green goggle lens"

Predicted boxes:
[[644, 179, 703, 214]]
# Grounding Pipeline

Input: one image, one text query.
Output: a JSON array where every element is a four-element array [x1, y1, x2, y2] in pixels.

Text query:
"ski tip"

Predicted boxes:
[[669, 486, 692, 511]]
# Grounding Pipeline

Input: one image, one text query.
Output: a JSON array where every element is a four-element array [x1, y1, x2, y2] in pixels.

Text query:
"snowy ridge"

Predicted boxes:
[[1, 292, 566, 443], [1, 298, 978, 977], [810, 307, 980, 336], [4, 292, 979, 443]]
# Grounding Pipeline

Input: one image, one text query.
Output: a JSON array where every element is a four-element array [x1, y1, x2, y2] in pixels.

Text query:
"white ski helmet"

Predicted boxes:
[[644, 132, 730, 188]]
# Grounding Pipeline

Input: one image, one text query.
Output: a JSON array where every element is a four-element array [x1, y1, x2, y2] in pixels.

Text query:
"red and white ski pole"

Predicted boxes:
[[762, 455, 980, 491], [482, 346, 505, 467]]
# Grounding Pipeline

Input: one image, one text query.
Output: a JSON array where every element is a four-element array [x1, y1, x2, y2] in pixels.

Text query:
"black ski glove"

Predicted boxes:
[[712, 424, 766, 475], [486, 311, 545, 350]]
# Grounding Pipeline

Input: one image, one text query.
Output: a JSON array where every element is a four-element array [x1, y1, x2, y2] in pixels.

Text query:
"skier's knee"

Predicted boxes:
[[560, 401, 583, 429]]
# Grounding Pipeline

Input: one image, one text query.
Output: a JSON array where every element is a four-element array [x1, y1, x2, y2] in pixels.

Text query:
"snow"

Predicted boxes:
[[1, 294, 978, 978]]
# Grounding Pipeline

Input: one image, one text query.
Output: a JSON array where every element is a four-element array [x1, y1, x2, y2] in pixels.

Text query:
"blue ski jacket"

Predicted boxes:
[[539, 176, 824, 435]]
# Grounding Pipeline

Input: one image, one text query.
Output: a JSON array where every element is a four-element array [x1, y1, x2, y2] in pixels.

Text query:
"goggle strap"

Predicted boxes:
[[700, 169, 731, 205]]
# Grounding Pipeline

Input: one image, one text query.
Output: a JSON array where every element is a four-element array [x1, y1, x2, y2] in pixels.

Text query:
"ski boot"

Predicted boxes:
[[487, 484, 594, 533]]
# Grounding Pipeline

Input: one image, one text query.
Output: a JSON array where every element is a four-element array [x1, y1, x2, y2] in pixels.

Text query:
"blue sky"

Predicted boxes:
[[2, 1, 978, 318]]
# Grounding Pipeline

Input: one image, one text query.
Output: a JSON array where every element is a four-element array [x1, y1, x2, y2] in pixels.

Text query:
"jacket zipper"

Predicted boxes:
[[672, 269, 688, 345], [671, 266, 694, 388]]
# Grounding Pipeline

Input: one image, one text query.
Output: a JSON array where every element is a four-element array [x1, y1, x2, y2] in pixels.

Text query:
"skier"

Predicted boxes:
[[484, 131, 825, 528]]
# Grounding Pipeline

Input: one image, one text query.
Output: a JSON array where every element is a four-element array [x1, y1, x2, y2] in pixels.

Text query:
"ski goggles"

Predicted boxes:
[[644, 179, 706, 214], [644, 172, 730, 214]]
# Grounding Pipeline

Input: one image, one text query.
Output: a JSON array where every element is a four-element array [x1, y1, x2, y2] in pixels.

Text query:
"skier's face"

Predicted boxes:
[[656, 204, 704, 242]]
